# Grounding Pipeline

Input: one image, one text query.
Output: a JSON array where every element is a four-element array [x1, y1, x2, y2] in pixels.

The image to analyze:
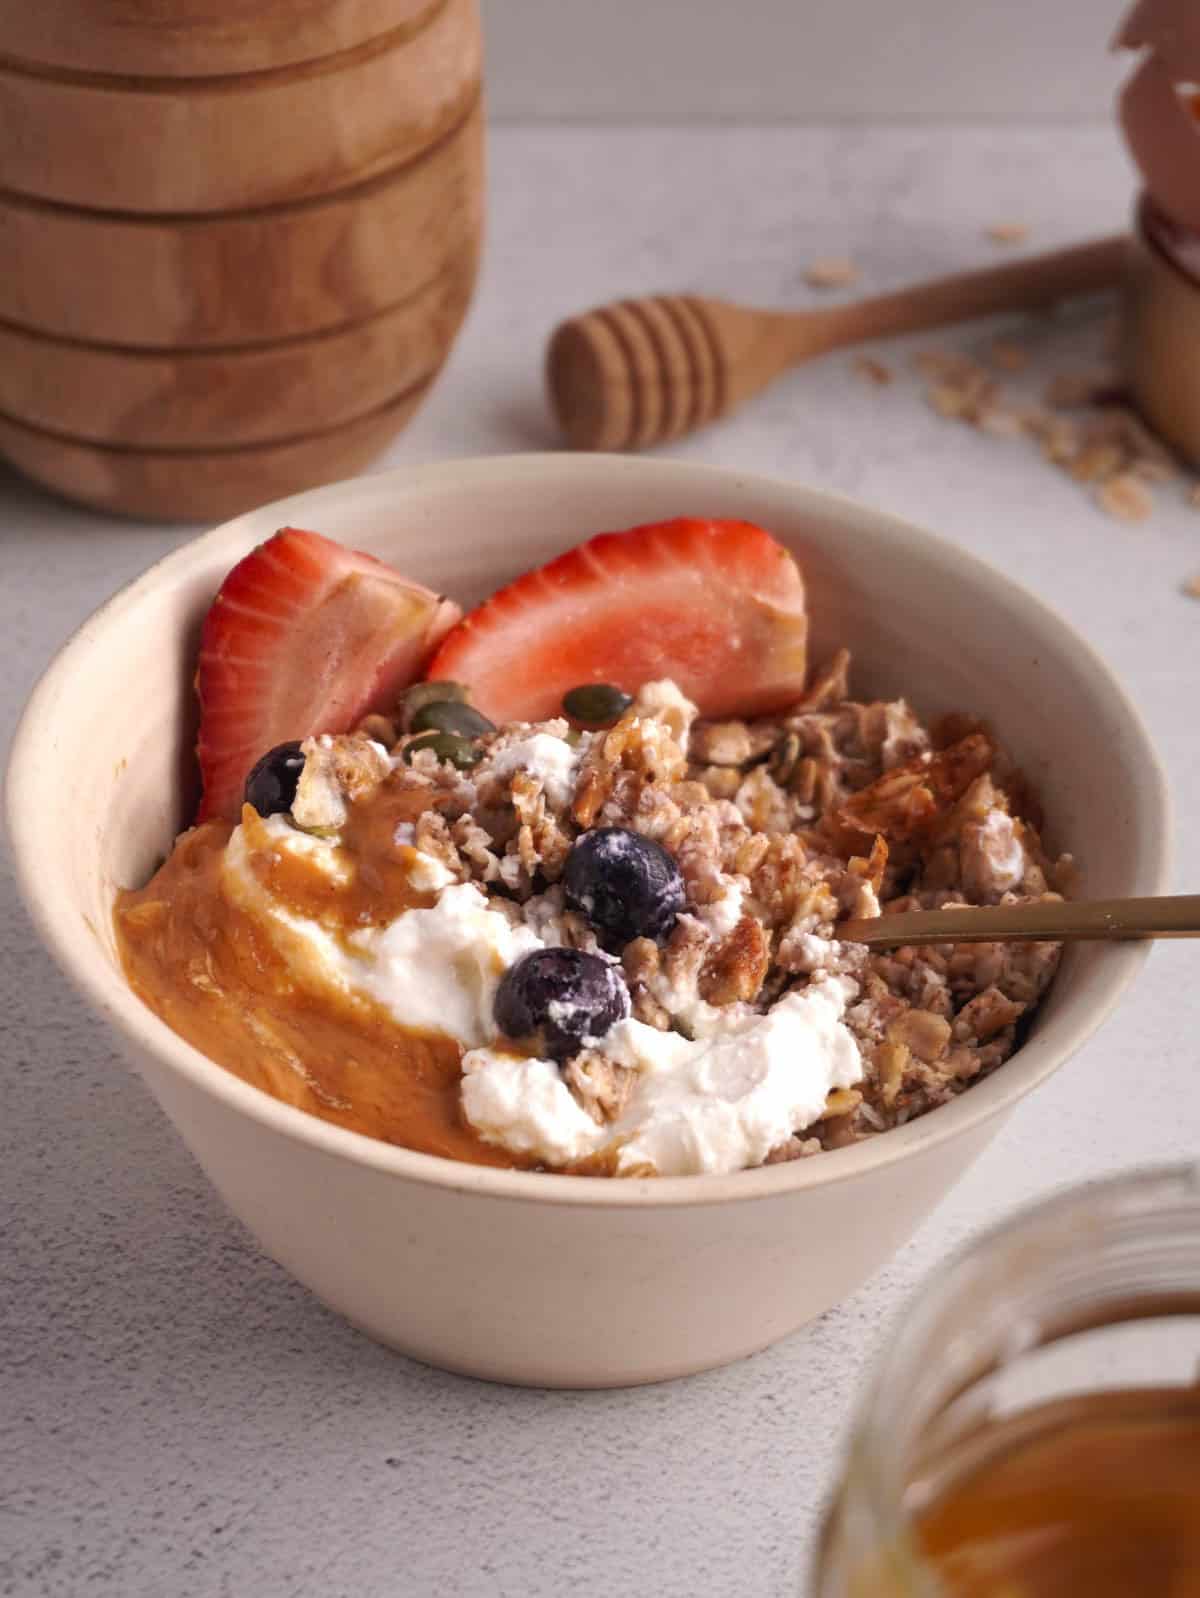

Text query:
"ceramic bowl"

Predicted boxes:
[[4, 455, 1170, 1388]]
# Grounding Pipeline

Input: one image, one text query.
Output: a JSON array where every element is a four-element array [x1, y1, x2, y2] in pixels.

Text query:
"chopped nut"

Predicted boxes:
[[699, 915, 770, 1006], [690, 721, 754, 766], [953, 987, 1025, 1044], [805, 256, 860, 289], [874, 1040, 910, 1108], [1096, 473, 1153, 523], [817, 1087, 864, 1122], [854, 354, 892, 385], [887, 1008, 952, 1062], [986, 221, 1030, 245], [292, 734, 390, 832], [1183, 575, 1200, 600]]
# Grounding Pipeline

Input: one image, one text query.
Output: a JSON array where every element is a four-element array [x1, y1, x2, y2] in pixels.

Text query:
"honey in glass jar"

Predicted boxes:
[[814, 1166, 1200, 1598]]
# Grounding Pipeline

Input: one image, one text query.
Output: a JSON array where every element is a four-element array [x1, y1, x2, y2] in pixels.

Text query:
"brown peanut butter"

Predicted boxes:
[[114, 809, 520, 1168]]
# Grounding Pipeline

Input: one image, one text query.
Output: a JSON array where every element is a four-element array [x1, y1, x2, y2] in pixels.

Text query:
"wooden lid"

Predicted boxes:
[[0, 0, 434, 79], [0, 0, 480, 212]]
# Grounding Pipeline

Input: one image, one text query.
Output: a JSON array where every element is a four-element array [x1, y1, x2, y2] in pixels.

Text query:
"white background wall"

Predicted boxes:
[[481, 0, 1132, 121]]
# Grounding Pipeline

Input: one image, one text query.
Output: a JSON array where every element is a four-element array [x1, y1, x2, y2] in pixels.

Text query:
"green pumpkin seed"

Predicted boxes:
[[562, 682, 633, 728], [410, 700, 496, 738], [399, 680, 470, 731], [402, 730, 481, 770]]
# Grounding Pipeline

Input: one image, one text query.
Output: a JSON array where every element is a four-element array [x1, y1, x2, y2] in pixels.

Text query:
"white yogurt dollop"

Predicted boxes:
[[475, 733, 581, 809], [221, 816, 540, 1047], [221, 813, 862, 1177], [462, 980, 862, 1177]]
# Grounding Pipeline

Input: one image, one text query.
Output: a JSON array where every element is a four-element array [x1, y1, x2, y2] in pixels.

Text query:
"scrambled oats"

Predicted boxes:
[[349, 657, 1070, 1165]]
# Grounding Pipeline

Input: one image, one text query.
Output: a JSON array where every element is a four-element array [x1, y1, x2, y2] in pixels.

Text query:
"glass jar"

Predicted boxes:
[[814, 1164, 1200, 1597]]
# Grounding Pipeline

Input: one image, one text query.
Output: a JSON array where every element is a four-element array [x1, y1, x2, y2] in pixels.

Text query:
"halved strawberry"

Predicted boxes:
[[195, 527, 460, 821], [425, 517, 808, 724]]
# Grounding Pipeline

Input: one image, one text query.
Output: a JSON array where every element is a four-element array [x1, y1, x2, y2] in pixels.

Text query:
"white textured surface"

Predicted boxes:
[[2, 124, 1199, 1597], [481, 0, 1131, 121]]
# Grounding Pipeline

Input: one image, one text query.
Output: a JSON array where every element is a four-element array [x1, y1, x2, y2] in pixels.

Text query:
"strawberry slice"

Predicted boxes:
[[195, 527, 460, 821], [425, 517, 808, 724]]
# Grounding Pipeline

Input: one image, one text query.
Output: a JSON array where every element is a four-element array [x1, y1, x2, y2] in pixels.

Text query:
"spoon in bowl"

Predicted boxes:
[[839, 893, 1200, 949]]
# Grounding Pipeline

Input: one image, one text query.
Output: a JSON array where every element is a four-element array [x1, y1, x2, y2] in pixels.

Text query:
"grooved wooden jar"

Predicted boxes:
[[0, 0, 484, 520]]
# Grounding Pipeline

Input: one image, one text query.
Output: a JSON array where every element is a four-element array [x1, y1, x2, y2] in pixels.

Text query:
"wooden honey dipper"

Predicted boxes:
[[546, 235, 1129, 451]]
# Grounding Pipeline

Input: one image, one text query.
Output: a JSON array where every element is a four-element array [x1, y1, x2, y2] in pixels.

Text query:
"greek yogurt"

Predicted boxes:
[[462, 979, 862, 1177], [221, 815, 541, 1047]]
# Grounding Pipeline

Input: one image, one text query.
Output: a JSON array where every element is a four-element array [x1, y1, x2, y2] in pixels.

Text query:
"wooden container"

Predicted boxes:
[[1123, 194, 1200, 468], [0, 0, 480, 213], [0, 0, 431, 78], [0, 104, 482, 347], [0, 0, 484, 521], [0, 389, 435, 523], [0, 249, 477, 447]]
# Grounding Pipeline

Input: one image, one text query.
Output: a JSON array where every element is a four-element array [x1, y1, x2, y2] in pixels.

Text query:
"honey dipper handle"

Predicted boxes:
[[779, 233, 1130, 360], [547, 234, 1130, 451]]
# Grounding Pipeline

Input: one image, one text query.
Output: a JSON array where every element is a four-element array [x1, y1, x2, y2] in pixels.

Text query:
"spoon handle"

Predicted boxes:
[[839, 894, 1200, 949]]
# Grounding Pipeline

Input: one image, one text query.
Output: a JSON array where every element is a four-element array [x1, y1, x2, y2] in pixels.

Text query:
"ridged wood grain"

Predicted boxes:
[[0, 0, 480, 212], [0, 242, 477, 447], [0, 381, 435, 521], [0, 0, 433, 79]]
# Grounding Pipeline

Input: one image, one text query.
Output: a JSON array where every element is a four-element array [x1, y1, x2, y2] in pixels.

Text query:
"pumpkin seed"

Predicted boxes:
[[562, 682, 633, 727], [398, 680, 470, 731], [402, 730, 481, 770], [410, 700, 496, 738]]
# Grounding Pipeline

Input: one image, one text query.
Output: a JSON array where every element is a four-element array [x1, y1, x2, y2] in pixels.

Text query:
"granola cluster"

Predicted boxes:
[[336, 656, 1070, 1164]]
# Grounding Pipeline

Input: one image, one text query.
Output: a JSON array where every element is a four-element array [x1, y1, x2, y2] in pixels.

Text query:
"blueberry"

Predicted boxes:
[[563, 827, 685, 949], [494, 948, 630, 1062], [244, 740, 305, 816]]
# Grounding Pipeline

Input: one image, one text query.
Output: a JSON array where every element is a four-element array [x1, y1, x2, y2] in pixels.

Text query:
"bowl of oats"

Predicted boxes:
[[5, 454, 1168, 1386]]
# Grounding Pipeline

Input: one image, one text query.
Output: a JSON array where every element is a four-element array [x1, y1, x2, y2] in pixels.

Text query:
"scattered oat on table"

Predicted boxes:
[[974, 403, 1025, 439], [1096, 473, 1154, 523], [1068, 441, 1126, 484], [853, 354, 892, 385], [805, 257, 860, 289], [988, 341, 1029, 373], [986, 222, 1030, 245]]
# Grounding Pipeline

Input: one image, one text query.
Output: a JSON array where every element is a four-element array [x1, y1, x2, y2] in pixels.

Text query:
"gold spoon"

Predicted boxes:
[[839, 894, 1200, 950]]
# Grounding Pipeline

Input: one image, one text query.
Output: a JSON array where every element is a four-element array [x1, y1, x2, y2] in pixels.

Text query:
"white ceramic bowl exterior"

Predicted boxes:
[[5, 456, 1170, 1387]]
